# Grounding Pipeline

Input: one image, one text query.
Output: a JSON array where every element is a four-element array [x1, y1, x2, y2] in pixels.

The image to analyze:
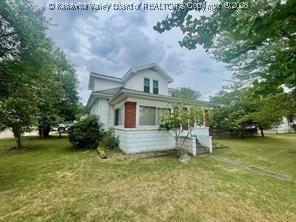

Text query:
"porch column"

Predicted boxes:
[[124, 102, 136, 128]]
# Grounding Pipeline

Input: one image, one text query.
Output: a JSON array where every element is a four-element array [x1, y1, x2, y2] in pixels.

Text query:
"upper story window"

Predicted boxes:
[[144, 78, 150, 93], [153, 80, 159, 94]]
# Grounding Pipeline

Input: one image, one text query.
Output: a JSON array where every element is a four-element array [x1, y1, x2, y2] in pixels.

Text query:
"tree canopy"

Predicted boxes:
[[154, 0, 296, 94], [0, 0, 79, 147], [154, 0, 295, 134], [209, 89, 295, 136], [175, 87, 201, 101]]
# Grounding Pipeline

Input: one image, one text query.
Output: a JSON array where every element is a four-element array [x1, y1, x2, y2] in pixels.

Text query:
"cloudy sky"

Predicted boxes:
[[36, 0, 232, 104]]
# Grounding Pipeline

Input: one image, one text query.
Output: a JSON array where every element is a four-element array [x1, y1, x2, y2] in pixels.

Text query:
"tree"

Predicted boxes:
[[154, 0, 296, 96], [38, 49, 79, 137], [160, 103, 203, 162], [0, 63, 39, 148], [175, 87, 201, 100], [53, 48, 79, 122], [0, 0, 79, 146], [0, 0, 55, 147], [210, 89, 292, 137]]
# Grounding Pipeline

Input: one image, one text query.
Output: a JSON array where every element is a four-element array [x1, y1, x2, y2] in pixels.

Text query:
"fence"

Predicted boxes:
[[210, 128, 258, 139]]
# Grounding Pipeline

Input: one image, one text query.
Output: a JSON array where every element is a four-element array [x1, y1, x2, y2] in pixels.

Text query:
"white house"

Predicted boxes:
[[87, 63, 212, 154], [264, 117, 296, 134]]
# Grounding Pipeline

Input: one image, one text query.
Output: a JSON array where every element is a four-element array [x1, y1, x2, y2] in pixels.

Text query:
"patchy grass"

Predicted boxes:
[[0, 134, 295, 221]]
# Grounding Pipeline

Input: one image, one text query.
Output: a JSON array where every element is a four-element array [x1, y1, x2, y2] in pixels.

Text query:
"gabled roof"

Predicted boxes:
[[121, 63, 174, 83], [88, 63, 174, 90]]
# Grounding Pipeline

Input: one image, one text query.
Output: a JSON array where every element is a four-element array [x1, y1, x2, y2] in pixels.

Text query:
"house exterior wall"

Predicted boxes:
[[179, 137, 197, 156], [114, 128, 175, 154], [89, 99, 111, 130], [264, 117, 296, 134], [114, 127, 212, 154], [191, 127, 213, 153], [124, 69, 169, 95], [94, 79, 122, 91], [108, 105, 115, 128]]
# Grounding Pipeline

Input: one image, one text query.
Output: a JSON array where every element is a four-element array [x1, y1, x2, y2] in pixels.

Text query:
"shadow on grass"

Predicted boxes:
[[0, 135, 72, 156]]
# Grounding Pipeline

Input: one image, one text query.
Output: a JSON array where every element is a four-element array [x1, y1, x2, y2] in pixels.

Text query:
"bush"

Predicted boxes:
[[291, 123, 296, 131], [68, 115, 103, 148], [101, 128, 119, 149]]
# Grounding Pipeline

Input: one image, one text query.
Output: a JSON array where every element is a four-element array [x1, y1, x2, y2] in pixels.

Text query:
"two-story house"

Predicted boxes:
[[87, 63, 212, 154]]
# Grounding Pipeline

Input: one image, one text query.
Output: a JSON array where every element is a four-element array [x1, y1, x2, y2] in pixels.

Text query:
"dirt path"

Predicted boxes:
[[212, 156, 291, 181]]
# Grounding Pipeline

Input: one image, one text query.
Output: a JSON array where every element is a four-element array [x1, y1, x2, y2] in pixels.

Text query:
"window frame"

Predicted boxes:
[[114, 108, 123, 126], [144, 78, 150, 93], [153, 80, 159, 94], [139, 105, 157, 126]]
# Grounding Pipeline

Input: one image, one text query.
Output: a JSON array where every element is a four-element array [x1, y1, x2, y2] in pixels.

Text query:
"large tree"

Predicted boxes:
[[0, 0, 54, 147], [0, 0, 79, 146], [154, 0, 296, 94], [38, 49, 79, 138]]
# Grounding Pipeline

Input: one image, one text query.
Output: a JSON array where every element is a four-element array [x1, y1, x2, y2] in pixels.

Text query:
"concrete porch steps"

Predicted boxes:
[[196, 145, 210, 155]]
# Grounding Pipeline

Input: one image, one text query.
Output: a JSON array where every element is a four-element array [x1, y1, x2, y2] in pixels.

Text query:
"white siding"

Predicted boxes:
[[89, 99, 111, 130], [114, 129, 175, 154], [264, 117, 295, 134], [273, 117, 290, 133], [108, 105, 115, 128], [178, 137, 197, 156], [190, 127, 213, 153], [124, 69, 169, 95], [114, 127, 212, 154], [94, 79, 122, 91]]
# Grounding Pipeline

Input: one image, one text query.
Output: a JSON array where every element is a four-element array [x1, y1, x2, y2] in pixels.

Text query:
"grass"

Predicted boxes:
[[0, 134, 295, 221]]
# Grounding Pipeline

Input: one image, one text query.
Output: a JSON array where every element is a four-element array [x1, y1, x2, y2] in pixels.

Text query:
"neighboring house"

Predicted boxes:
[[87, 63, 212, 154], [264, 117, 296, 134]]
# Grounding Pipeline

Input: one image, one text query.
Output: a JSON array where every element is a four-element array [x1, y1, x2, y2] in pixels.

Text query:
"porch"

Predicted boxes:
[[114, 127, 213, 155]]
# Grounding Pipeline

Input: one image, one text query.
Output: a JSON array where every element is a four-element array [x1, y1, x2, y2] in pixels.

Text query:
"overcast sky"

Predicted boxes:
[[36, 0, 232, 104]]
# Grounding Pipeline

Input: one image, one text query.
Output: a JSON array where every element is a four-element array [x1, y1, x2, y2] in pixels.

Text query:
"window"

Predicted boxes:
[[153, 80, 159, 94], [144, 78, 150, 93], [114, 108, 122, 126], [139, 106, 156, 126], [157, 108, 171, 125]]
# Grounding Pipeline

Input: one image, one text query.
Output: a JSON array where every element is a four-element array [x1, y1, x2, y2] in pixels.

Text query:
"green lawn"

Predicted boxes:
[[0, 134, 295, 221]]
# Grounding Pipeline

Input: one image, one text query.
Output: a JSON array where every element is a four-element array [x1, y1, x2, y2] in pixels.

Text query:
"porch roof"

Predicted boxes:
[[109, 88, 179, 105]]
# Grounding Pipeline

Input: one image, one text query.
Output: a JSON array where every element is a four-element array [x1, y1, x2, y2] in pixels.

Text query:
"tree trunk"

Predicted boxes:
[[12, 127, 22, 149], [38, 125, 51, 138], [15, 136, 21, 149], [240, 126, 245, 139], [259, 126, 264, 137], [178, 148, 190, 163]]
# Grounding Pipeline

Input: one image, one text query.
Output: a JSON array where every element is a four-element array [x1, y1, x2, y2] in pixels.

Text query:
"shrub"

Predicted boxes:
[[101, 128, 119, 149], [68, 115, 103, 148], [291, 123, 296, 131]]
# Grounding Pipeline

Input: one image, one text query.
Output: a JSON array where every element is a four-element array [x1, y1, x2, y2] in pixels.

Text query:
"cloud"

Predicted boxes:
[[38, 2, 232, 104]]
